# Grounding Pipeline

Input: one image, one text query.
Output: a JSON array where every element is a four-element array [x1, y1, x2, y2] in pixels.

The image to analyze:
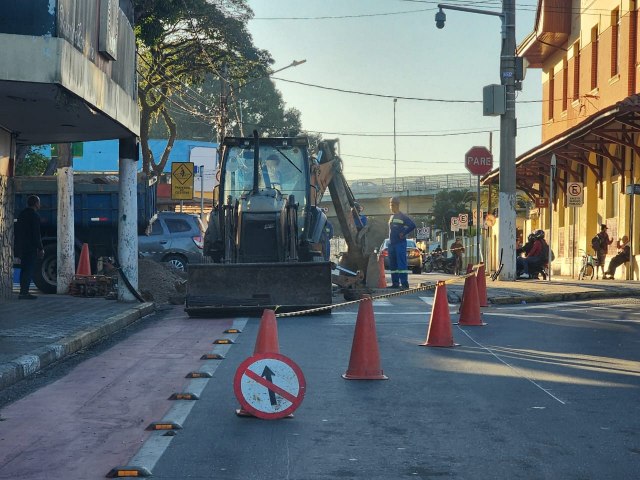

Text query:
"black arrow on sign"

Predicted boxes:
[[261, 366, 277, 405]]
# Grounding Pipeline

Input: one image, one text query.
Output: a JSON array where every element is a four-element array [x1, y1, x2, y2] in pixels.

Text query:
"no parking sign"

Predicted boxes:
[[233, 353, 306, 420]]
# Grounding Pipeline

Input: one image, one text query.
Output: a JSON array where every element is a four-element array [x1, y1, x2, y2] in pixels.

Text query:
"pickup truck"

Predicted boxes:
[[14, 174, 157, 293]]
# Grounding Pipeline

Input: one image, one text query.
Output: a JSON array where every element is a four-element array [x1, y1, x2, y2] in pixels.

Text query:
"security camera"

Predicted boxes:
[[435, 9, 446, 29]]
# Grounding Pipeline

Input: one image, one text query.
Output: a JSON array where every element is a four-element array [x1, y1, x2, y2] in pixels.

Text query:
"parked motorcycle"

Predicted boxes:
[[422, 252, 456, 274]]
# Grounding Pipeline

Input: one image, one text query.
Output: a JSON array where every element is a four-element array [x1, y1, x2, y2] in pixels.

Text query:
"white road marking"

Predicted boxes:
[[456, 327, 567, 405], [128, 318, 248, 474]]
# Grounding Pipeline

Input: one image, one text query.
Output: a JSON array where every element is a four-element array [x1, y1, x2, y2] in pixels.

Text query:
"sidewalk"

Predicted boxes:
[[1, 275, 639, 393]]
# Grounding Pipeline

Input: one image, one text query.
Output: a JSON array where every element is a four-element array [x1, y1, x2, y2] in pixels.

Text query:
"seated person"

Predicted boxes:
[[603, 236, 630, 279], [352, 202, 367, 230], [518, 230, 546, 279]]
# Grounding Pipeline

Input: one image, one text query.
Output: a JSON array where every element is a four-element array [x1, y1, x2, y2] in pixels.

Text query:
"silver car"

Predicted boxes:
[[138, 212, 204, 271]]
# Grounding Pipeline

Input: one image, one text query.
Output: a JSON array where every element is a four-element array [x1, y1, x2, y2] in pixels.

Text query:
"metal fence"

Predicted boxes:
[[349, 174, 474, 195]]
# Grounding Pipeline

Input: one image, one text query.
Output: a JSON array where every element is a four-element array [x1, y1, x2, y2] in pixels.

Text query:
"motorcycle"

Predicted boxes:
[[422, 252, 456, 274]]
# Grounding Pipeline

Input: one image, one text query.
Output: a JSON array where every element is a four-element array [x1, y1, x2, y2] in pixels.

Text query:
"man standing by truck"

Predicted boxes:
[[388, 196, 416, 289], [15, 195, 44, 299]]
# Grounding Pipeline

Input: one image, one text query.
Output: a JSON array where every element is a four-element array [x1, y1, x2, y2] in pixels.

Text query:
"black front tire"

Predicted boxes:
[[33, 243, 58, 294]]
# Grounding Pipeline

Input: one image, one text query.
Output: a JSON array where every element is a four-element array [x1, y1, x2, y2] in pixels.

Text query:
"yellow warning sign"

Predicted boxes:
[[171, 162, 194, 200]]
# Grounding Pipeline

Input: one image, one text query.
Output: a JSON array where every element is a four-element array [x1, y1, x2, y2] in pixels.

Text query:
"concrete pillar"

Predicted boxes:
[[118, 136, 138, 302], [56, 144, 75, 294]]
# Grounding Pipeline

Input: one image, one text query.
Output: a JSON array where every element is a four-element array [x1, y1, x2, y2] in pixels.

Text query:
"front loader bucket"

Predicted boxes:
[[185, 262, 333, 317]]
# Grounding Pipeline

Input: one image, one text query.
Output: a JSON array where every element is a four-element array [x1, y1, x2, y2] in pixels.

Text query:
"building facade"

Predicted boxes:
[[485, 1, 640, 279]]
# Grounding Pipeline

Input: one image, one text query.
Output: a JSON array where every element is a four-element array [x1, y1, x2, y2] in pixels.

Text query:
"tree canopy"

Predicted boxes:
[[133, 0, 304, 175]]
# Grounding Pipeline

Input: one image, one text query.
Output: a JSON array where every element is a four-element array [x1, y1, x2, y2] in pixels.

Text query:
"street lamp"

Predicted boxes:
[[393, 98, 397, 191], [435, 2, 518, 280]]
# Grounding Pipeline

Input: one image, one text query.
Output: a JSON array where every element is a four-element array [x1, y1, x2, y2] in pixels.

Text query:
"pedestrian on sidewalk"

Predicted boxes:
[[594, 224, 613, 279], [603, 236, 630, 279], [387, 196, 416, 289], [15, 195, 44, 299], [450, 237, 465, 275]]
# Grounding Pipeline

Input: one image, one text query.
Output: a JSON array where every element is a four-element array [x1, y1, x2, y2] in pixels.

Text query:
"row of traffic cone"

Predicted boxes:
[[240, 263, 488, 390]]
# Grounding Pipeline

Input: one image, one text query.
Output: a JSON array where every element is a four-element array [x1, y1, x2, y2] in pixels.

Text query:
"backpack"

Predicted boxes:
[[591, 235, 602, 251]]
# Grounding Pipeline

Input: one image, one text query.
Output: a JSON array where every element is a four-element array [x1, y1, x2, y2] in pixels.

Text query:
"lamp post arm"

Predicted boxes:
[[437, 4, 505, 37]]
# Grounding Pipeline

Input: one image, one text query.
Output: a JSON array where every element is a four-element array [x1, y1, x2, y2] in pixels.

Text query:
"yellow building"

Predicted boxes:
[[485, 1, 640, 279]]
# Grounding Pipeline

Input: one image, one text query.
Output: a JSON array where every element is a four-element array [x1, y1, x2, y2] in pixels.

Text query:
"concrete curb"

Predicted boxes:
[[0, 302, 155, 391], [489, 289, 638, 305]]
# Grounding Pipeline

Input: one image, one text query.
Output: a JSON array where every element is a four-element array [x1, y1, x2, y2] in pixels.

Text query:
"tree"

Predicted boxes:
[[133, 0, 272, 175], [431, 189, 474, 232], [14, 146, 50, 176]]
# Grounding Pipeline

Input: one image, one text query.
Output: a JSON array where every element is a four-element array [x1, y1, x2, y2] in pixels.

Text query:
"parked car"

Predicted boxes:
[[379, 238, 422, 274], [138, 212, 204, 271]]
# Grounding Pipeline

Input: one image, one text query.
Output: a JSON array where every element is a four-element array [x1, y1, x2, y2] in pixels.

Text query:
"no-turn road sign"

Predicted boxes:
[[234, 353, 306, 420]]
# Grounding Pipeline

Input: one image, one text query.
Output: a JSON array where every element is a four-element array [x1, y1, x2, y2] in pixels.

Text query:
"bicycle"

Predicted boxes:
[[578, 249, 596, 280]]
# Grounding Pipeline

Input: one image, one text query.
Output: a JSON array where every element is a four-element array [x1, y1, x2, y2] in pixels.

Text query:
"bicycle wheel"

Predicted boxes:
[[580, 264, 594, 280]]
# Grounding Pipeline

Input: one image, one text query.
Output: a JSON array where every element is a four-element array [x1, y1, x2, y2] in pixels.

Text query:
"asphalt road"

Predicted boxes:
[[149, 296, 640, 479], [1, 295, 639, 479]]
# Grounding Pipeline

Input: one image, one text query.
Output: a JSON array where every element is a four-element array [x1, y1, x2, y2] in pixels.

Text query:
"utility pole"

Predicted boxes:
[[498, 0, 517, 280], [393, 98, 398, 191], [436, 1, 518, 280]]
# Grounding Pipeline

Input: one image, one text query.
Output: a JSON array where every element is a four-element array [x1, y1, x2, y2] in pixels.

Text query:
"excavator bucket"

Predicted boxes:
[[185, 262, 333, 317]]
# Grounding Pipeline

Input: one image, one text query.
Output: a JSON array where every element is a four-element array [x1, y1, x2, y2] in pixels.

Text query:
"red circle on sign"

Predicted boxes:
[[233, 353, 306, 420], [465, 146, 493, 176]]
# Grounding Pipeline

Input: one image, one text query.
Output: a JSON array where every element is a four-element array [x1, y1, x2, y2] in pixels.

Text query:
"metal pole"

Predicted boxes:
[[497, 0, 517, 280], [572, 207, 576, 278], [630, 191, 635, 280], [476, 176, 481, 264], [549, 154, 557, 282], [200, 165, 205, 220], [393, 98, 397, 191]]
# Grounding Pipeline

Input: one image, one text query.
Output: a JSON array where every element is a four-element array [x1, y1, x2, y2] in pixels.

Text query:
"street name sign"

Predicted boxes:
[[464, 146, 493, 176], [234, 353, 306, 420], [171, 162, 195, 200]]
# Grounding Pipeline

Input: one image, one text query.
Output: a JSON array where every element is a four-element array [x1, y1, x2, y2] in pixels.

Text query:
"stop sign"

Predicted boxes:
[[465, 146, 493, 176]]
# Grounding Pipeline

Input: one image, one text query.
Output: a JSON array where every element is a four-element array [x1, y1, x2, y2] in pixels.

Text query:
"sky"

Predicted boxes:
[[246, 0, 543, 181]]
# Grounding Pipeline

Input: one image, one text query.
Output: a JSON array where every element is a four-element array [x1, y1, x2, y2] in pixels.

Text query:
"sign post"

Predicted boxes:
[[625, 184, 640, 280], [465, 146, 493, 265], [566, 182, 584, 279]]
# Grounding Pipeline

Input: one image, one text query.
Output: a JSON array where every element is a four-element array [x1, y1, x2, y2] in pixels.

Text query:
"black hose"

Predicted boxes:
[[110, 239, 145, 302]]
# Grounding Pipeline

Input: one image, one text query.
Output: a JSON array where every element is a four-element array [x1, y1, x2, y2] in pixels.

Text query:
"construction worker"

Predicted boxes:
[[388, 197, 416, 289]]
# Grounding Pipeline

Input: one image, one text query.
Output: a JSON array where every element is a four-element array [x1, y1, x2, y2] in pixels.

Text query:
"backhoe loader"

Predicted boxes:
[[185, 133, 378, 317]]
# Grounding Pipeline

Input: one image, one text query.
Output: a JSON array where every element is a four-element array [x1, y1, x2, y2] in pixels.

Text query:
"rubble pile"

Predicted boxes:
[[138, 258, 187, 304]]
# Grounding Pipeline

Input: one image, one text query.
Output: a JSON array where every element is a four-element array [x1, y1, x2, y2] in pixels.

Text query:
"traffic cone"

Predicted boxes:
[[377, 254, 387, 288], [476, 263, 488, 307], [343, 297, 388, 380], [76, 243, 91, 276], [457, 271, 486, 326], [253, 309, 280, 354], [466, 263, 474, 274], [237, 309, 281, 417], [420, 281, 458, 347]]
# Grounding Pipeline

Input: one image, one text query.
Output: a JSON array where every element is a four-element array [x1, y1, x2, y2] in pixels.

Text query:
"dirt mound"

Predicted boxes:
[[138, 258, 187, 304]]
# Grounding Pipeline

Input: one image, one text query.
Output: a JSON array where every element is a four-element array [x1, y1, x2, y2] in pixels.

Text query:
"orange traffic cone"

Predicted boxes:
[[237, 309, 281, 417], [76, 243, 91, 276], [458, 271, 486, 326], [476, 263, 488, 307], [420, 281, 458, 347], [254, 309, 280, 354], [343, 297, 388, 380], [377, 254, 387, 288]]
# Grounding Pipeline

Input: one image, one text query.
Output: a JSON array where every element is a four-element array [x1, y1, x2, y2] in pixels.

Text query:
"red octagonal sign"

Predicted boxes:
[[465, 146, 493, 176]]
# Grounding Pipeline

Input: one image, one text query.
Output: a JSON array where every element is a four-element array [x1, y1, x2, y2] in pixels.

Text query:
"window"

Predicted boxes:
[[150, 220, 163, 235], [562, 57, 568, 111], [165, 219, 192, 233], [548, 69, 555, 119], [572, 43, 580, 101], [611, 8, 620, 77], [590, 26, 598, 90]]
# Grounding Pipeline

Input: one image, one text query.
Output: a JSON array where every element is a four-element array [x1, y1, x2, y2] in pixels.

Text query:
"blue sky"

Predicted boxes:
[[246, 0, 542, 180]]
